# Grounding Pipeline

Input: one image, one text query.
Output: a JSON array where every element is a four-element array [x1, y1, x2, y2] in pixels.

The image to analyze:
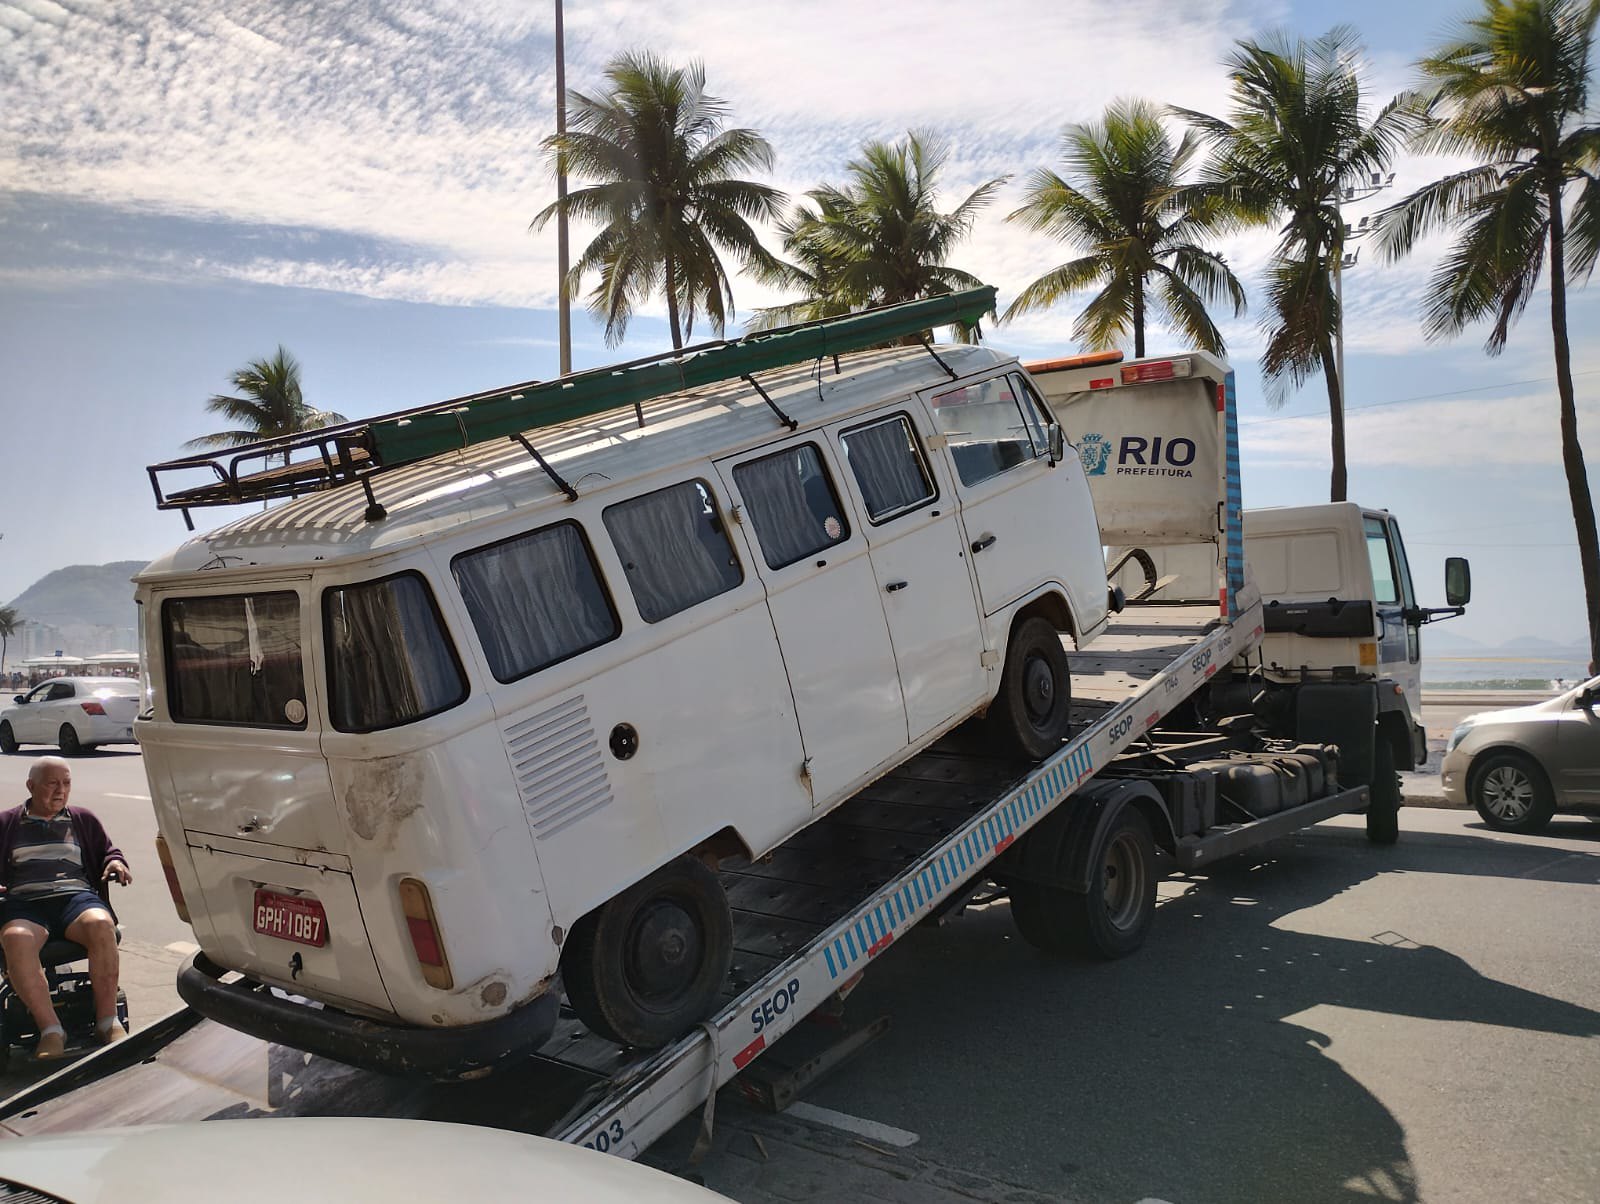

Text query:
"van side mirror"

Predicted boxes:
[[1047, 423, 1065, 465], [1445, 557, 1471, 607]]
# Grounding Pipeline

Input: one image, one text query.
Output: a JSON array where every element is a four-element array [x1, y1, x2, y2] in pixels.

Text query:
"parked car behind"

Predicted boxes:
[[1441, 675, 1600, 832], [0, 676, 142, 756]]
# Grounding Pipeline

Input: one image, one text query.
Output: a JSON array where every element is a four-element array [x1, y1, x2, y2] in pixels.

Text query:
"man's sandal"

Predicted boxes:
[[34, 1029, 68, 1061]]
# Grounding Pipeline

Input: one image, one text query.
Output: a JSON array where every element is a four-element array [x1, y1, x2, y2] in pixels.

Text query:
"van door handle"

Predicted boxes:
[[971, 534, 997, 553], [885, 581, 909, 593]]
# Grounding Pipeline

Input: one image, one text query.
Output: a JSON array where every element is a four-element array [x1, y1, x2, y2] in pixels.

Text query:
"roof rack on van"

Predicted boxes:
[[146, 286, 997, 527]]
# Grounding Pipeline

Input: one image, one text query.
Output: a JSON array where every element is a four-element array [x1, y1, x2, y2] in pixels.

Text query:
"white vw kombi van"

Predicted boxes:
[[139, 338, 1109, 1075]]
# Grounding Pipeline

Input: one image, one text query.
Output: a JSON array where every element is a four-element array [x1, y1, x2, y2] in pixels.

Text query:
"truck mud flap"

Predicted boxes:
[[1295, 683, 1378, 786]]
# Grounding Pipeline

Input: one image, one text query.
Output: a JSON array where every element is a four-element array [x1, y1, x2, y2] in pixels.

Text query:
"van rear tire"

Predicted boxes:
[[561, 854, 733, 1049], [989, 616, 1073, 760]]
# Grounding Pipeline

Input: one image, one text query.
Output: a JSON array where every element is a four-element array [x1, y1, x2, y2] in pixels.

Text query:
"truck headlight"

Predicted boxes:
[[1446, 723, 1474, 753]]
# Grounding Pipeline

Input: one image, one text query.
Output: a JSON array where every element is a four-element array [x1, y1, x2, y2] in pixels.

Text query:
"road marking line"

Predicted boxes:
[[784, 1101, 918, 1148], [106, 793, 150, 801], [165, 941, 200, 956]]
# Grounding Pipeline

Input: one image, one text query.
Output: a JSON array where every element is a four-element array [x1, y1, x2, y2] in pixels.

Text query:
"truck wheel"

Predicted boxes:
[[989, 616, 1073, 760], [1469, 752, 1555, 834], [0, 723, 16, 755], [1010, 806, 1156, 959], [561, 855, 733, 1049], [1365, 738, 1400, 845]]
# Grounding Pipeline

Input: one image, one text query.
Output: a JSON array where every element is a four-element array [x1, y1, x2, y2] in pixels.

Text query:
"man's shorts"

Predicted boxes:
[[1, 890, 108, 941]]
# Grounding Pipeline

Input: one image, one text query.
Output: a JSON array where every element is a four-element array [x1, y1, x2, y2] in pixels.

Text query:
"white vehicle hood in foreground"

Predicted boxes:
[[0, 1118, 732, 1203]]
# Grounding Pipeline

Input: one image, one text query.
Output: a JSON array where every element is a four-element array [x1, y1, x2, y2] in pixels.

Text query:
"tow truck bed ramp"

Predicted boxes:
[[0, 600, 1262, 1154]]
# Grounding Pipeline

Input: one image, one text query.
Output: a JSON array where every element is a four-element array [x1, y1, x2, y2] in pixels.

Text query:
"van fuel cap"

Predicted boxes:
[[610, 723, 640, 760]]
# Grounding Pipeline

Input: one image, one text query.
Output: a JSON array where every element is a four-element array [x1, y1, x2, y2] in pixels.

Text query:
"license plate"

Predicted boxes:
[[252, 889, 328, 947]]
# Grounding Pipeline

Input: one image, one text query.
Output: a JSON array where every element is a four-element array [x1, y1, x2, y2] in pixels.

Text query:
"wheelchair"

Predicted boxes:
[[0, 901, 129, 1071]]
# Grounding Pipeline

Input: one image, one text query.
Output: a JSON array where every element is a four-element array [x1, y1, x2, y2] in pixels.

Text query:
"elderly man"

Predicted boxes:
[[0, 757, 131, 1059]]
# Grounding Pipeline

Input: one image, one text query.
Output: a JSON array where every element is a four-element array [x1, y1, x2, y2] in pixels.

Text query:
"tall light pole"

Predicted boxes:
[[1333, 171, 1394, 412], [554, 0, 572, 377]]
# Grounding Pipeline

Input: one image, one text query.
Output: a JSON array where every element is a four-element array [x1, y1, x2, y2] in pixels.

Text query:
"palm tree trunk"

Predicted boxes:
[[664, 259, 684, 352], [1133, 278, 1146, 358], [1546, 185, 1600, 671], [1319, 339, 1347, 503]]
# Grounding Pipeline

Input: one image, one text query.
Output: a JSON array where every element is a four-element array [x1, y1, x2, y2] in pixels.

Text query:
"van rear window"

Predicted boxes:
[[163, 592, 307, 729], [453, 522, 620, 682], [324, 573, 468, 732]]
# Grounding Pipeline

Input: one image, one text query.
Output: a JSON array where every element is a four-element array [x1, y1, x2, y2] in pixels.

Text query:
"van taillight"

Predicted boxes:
[[398, 878, 453, 990], [154, 834, 191, 923]]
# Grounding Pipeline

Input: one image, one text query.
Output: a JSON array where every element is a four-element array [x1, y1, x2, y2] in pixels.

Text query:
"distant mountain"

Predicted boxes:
[[6, 562, 145, 629], [1424, 630, 1486, 653], [1502, 635, 1589, 652]]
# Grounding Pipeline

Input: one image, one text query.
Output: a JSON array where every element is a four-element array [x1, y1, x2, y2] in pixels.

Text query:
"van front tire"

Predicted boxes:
[[561, 854, 733, 1049], [989, 616, 1073, 760]]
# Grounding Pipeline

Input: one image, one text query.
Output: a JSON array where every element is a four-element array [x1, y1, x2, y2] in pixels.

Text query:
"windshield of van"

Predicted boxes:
[[162, 592, 307, 729]]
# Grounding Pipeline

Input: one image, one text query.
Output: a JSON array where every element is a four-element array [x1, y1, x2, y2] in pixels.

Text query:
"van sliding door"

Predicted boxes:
[[831, 409, 986, 742], [716, 439, 908, 808]]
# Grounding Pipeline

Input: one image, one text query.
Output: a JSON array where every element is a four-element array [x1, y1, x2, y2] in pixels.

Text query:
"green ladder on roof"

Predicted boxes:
[[147, 286, 996, 522]]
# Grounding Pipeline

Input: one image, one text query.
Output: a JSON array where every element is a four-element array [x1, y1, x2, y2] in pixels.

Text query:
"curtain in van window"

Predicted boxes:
[[325, 574, 466, 731], [602, 481, 742, 623], [840, 417, 934, 520], [453, 524, 618, 682], [734, 445, 851, 570]]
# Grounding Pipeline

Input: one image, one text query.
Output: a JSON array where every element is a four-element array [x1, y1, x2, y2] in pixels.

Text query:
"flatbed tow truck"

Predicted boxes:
[[0, 303, 1380, 1162]]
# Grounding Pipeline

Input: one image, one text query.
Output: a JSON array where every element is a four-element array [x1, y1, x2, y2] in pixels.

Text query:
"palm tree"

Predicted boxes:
[[532, 52, 786, 351], [0, 606, 19, 676], [1373, 0, 1600, 670], [750, 131, 1006, 339], [186, 347, 345, 451], [1174, 29, 1418, 501], [1004, 98, 1246, 357]]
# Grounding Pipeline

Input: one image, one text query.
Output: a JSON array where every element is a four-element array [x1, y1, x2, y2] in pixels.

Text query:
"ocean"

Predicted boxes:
[[1424, 652, 1593, 690]]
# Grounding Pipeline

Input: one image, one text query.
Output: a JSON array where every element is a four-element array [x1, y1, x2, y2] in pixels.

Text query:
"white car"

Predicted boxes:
[[0, 676, 142, 756], [0, 1117, 734, 1203]]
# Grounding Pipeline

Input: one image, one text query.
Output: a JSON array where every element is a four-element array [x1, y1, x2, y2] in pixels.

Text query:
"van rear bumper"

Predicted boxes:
[[177, 952, 560, 1080]]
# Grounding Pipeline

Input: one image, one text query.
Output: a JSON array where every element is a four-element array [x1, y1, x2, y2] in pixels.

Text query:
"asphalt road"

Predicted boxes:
[[671, 809, 1600, 1204]]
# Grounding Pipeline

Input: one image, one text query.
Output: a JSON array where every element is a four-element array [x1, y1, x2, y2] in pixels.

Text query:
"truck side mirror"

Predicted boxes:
[[1047, 423, 1065, 465], [1445, 556, 1471, 607]]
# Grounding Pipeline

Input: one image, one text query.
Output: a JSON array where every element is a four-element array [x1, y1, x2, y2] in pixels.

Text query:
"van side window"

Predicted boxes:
[[839, 415, 936, 522], [163, 592, 307, 729], [603, 480, 743, 623], [453, 522, 620, 682], [734, 444, 851, 569], [324, 572, 468, 733], [931, 376, 1044, 487]]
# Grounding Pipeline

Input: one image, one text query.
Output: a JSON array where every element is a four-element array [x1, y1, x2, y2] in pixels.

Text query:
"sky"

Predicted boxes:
[[1, 0, 1596, 650]]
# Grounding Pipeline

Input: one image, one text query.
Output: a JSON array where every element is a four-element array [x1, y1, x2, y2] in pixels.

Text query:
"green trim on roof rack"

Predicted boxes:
[[365, 287, 996, 467]]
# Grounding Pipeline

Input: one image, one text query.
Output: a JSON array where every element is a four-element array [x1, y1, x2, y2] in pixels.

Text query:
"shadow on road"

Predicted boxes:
[[793, 823, 1600, 1204]]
